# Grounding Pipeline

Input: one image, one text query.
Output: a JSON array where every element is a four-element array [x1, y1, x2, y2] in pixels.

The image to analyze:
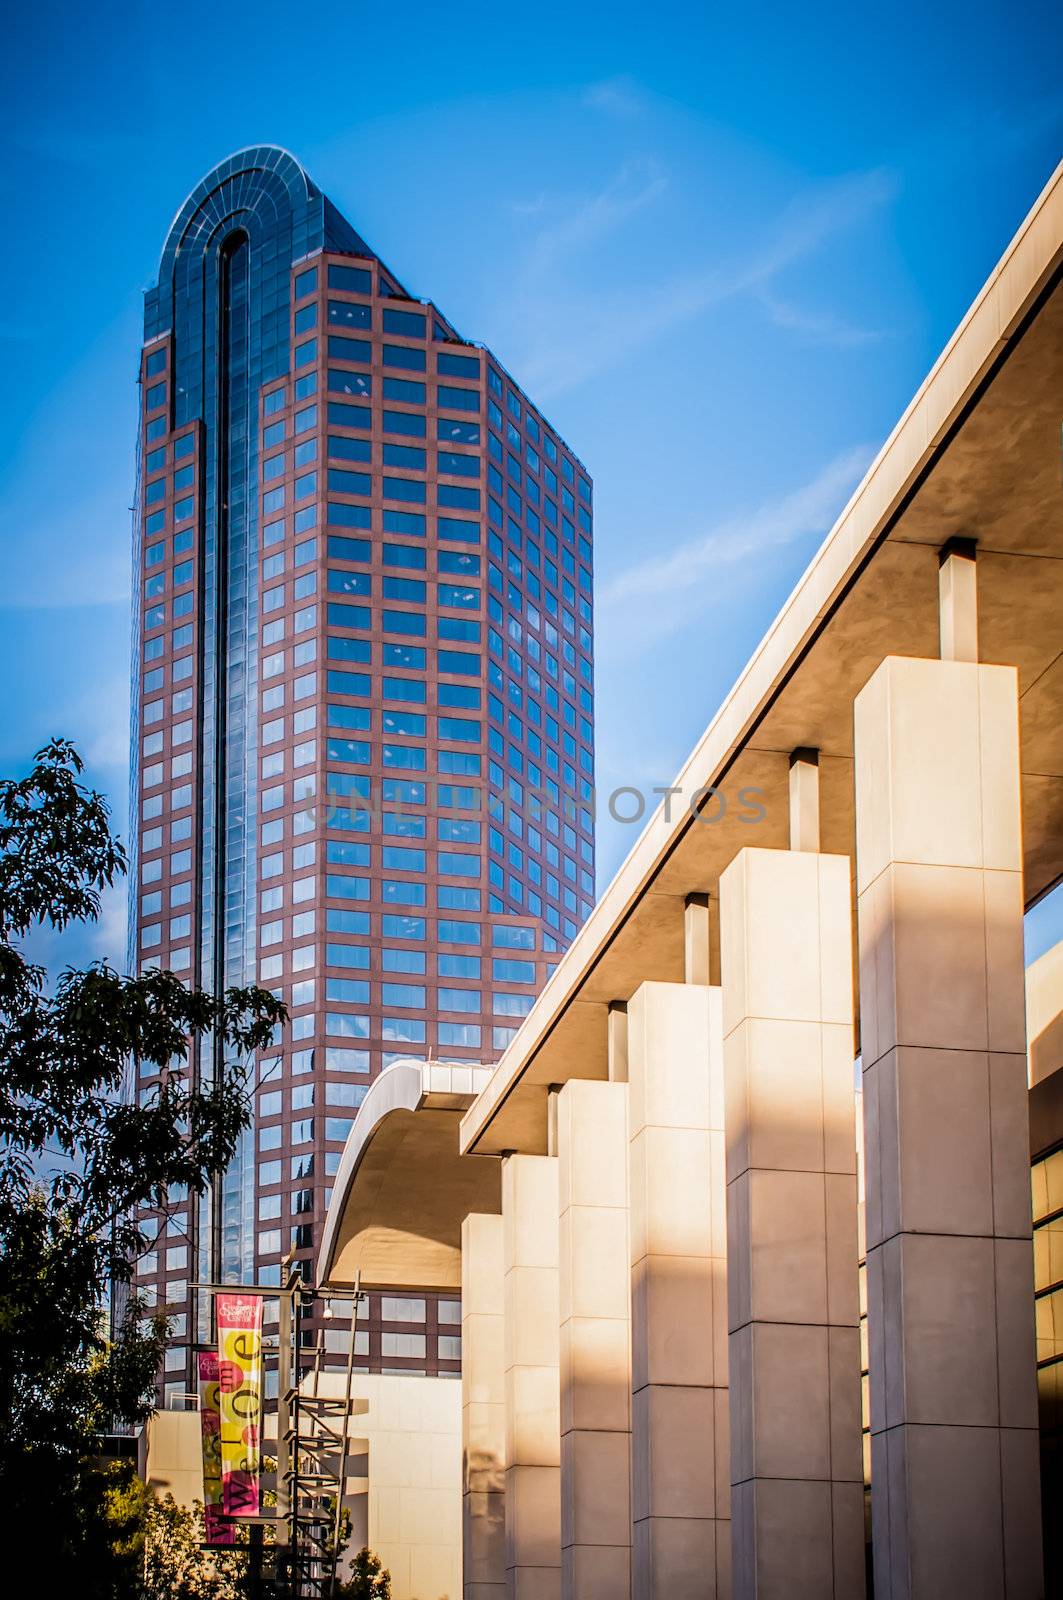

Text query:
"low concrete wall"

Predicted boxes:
[[141, 1408, 203, 1506], [310, 1370, 462, 1600]]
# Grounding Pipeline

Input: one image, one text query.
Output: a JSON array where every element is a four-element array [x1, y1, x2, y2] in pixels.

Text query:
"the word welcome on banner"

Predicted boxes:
[[197, 1350, 233, 1545], [216, 1293, 264, 1519]]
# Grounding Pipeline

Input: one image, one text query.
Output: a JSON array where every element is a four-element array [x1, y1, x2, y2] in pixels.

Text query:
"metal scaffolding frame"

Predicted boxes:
[[194, 1268, 366, 1598]]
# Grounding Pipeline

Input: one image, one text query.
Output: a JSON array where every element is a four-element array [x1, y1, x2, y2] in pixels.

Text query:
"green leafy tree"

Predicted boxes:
[[142, 1492, 246, 1599], [0, 740, 285, 1592], [337, 1547, 392, 1599]]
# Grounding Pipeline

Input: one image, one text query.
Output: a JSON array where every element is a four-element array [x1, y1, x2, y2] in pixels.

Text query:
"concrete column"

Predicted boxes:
[[684, 894, 711, 986], [463, 1211, 507, 1599], [503, 1152, 562, 1600], [938, 538, 978, 663], [788, 749, 821, 853], [720, 846, 865, 1598], [854, 655, 1041, 1598], [557, 1079, 632, 1599], [627, 981, 730, 1598], [608, 1001, 630, 1084]]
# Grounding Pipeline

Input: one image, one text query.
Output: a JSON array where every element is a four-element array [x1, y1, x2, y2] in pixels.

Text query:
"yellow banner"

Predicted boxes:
[[196, 1350, 233, 1544], [216, 1293, 263, 1517]]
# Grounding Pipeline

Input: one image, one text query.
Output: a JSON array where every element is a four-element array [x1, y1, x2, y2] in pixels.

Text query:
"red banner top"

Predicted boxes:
[[215, 1294, 263, 1330]]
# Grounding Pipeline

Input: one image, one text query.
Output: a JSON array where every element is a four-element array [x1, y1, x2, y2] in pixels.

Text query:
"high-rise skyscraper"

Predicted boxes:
[[129, 147, 595, 1398]]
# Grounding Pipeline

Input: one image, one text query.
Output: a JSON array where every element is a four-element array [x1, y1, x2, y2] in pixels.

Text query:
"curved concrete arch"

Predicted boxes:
[[318, 1059, 500, 1292]]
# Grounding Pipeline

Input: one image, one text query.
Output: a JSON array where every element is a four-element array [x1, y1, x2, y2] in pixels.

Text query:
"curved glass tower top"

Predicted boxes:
[[148, 145, 371, 339]]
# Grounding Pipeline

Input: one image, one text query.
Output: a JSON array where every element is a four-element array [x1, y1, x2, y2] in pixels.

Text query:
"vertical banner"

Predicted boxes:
[[197, 1351, 234, 1545], [216, 1293, 264, 1518]]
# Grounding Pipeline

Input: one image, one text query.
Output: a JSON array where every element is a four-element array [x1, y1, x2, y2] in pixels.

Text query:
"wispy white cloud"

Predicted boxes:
[[505, 165, 898, 397], [516, 159, 668, 274], [757, 289, 887, 348], [598, 443, 874, 649], [582, 76, 647, 119]]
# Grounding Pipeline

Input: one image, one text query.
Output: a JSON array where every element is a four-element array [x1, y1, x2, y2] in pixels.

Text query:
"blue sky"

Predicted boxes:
[[2, 0, 1061, 972]]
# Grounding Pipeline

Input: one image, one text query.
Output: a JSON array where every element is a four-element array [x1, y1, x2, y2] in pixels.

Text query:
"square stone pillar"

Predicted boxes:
[[720, 847, 865, 1598], [503, 1153, 562, 1600], [463, 1211, 507, 1598], [627, 981, 730, 1598], [854, 656, 1042, 1599], [557, 1078, 631, 1600]]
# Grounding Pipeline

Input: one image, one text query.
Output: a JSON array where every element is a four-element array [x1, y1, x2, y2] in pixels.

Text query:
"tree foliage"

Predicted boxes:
[[337, 1547, 392, 1599], [142, 1492, 246, 1599], [0, 741, 285, 1590]]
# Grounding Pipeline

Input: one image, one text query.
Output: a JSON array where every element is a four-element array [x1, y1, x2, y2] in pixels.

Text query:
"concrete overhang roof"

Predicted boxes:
[[319, 1060, 500, 1290], [461, 159, 1063, 1160]]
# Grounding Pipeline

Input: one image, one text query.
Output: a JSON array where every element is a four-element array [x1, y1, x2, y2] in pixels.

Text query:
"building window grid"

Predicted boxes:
[[134, 208, 593, 1382]]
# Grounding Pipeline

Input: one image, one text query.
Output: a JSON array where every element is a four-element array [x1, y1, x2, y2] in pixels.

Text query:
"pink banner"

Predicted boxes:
[[216, 1293, 264, 1518], [197, 1350, 234, 1545]]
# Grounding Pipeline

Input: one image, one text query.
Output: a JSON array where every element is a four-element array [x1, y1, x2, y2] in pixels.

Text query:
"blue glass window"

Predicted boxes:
[[438, 451, 480, 478], [383, 576, 425, 602], [383, 611, 426, 638], [383, 543, 426, 570], [327, 736, 370, 764], [383, 676, 425, 702], [438, 517, 480, 544], [383, 377, 425, 404], [328, 400, 371, 429], [328, 335, 370, 364], [438, 385, 480, 413], [383, 443, 426, 470], [439, 485, 480, 510], [328, 264, 372, 294], [328, 435, 371, 463], [383, 409, 426, 437], [328, 602, 371, 630], [439, 550, 480, 576], [329, 370, 371, 398], [438, 649, 479, 675], [327, 535, 371, 564], [327, 502, 372, 529], [328, 635, 371, 662], [328, 468, 371, 496], [383, 643, 426, 669], [384, 477, 426, 504], [437, 352, 479, 378], [383, 309, 426, 337], [328, 300, 372, 329], [437, 418, 480, 444], [382, 709, 426, 737], [439, 717, 481, 741], [438, 584, 479, 609], [383, 509, 425, 536], [328, 670, 371, 696], [439, 617, 480, 642], [328, 569, 371, 596], [383, 343, 426, 372]]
